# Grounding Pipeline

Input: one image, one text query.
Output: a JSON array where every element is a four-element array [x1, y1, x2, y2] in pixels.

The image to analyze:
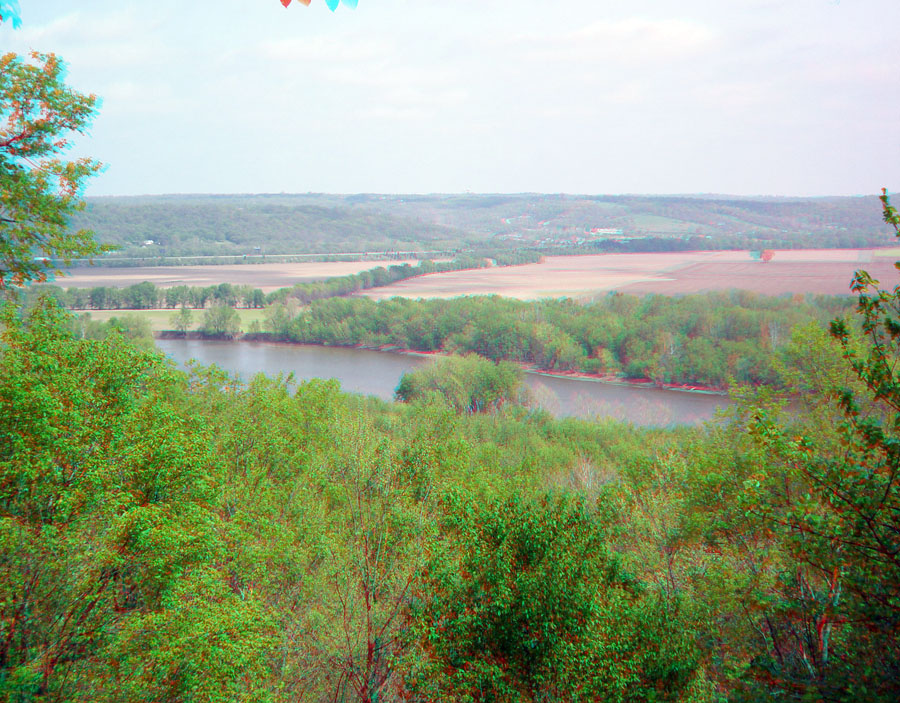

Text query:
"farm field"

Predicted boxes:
[[54, 259, 421, 292], [362, 249, 896, 300]]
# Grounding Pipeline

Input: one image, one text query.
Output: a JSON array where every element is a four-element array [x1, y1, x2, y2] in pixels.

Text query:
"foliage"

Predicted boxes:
[[0, 2, 22, 29], [202, 303, 241, 338], [395, 354, 530, 414], [408, 493, 700, 702], [280, 291, 852, 389], [0, 52, 105, 288], [66, 193, 892, 261], [613, 192, 900, 701], [280, 0, 358, 11], [0, 197, 895, 701], [0, 299, 274, 700], [171, 303, 194, 334]]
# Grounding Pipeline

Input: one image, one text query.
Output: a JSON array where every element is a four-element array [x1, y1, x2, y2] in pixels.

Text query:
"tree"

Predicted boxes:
[[0, 1, 21, 28], [407, 493, 700, 701], [1, 52, 106, 288], [395, 354, 530, 414], [0, 299, 275, 700], [171, 304, 194, 335], [733, 192, 900, 700], [761, 249, 774, 263], [202, 303, 241, 338]]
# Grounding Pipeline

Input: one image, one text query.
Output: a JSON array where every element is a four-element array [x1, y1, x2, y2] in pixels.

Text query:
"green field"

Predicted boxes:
[[78, 307, 268, 334]]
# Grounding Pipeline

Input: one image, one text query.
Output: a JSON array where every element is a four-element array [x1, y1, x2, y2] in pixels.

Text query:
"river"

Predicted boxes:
[[155, 339, 732, 427]]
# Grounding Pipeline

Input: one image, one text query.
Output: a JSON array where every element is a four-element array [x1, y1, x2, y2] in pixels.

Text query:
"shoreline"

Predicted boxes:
[[155, 331, 729, 397]]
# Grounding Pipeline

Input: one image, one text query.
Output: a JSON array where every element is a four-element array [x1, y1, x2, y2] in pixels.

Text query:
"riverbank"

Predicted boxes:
[[155, 337, 734, 426], [154, 331, 729, 396]]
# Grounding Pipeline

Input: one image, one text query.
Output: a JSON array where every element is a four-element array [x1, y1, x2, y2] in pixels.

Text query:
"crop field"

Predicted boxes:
[[54, 259, 422, 293], [362, 249, 898, 300]]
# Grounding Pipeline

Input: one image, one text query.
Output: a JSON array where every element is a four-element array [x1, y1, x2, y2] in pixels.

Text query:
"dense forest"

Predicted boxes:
[[3, 275, 899, 700], [260, 291, 855, 389], [27, 279, 859, 389], [68, 193, 894, 262]]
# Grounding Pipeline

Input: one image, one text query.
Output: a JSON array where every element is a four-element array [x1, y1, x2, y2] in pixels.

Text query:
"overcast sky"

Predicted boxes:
[[2, 0, 897, 197]]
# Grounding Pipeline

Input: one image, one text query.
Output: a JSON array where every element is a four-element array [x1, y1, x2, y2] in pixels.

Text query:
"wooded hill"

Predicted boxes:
[[4, 292, 899, 701], [71, 193, 894, 261]]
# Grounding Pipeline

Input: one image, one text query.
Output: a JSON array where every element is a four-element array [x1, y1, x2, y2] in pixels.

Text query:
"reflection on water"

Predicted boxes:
[[156, 339, 731, 427]]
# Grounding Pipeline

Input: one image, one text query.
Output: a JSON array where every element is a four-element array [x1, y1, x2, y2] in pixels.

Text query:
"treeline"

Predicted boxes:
[[31, 253, 542, 311], [264, 291, 855, 388], [264, 254, 518, 306], [3, 297, 898, 701], [32, 280, 268, 310]]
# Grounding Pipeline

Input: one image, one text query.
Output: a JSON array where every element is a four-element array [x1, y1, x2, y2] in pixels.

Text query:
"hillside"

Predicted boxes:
[[71, 193, 894, 261]]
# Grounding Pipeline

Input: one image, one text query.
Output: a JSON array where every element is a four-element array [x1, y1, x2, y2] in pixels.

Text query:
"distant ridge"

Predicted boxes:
[[71, 193, 893, 260]]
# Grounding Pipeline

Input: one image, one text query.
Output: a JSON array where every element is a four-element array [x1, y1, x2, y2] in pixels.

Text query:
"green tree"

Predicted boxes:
[[0, 52, 106, 288], [408, 493, 700, 702], [727, 192, 900, 700], [202, 303, 241, 338], [171, 304, 194, 335], [0, 299, 275, 700], [395, 354, 530, 414]]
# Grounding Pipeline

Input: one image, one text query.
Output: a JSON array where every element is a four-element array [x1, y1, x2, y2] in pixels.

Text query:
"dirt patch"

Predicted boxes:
[[53, 260, 422, 293], [362, 250, 894, 300], [618, 260, 898, 296], [363, 253, 705, 300]]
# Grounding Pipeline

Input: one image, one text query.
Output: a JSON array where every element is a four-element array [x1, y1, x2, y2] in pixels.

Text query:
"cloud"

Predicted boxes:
[[259, 35, 390, 65], [505, 17, 720, 65], [693, 79, 777, 111], [254, 32, 470, 121], [5, 9, 168, 73], [100, 80, 187, 116]]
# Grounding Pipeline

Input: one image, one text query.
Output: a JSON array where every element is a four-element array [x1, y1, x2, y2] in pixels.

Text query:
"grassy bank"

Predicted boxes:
[[77, 308, 268, 334]]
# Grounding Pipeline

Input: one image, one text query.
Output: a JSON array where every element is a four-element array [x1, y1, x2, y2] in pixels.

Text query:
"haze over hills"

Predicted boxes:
[[71, 193, 894, 261]]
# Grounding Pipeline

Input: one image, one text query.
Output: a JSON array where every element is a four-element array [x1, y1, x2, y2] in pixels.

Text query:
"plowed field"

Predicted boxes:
[[362, 250, 894, 300], [54, 260, 421, 293]]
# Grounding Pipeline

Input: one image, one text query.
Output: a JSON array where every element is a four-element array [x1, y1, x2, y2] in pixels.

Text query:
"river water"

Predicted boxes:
[[155, 339, 731, 427]]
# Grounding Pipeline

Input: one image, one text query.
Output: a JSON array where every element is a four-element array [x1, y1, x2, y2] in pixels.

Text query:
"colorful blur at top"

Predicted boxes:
[[0, 0, 22, 28], [280, 0, 358, 9], [0, 0, 357, 25]]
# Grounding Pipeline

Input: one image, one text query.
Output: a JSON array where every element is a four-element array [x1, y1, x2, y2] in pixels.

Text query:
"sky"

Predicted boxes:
[[1, 0, 898, 197]]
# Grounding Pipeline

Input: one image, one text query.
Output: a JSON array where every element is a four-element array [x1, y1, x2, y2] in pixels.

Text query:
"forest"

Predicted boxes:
[[66, 193, 892, 262], [260, 291, 855, 389], [25, 280, 859, 390]]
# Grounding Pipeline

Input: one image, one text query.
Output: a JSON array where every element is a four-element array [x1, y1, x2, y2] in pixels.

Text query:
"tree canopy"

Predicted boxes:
[[0, 51, 105, 288], [0, 1, 21, 28]]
